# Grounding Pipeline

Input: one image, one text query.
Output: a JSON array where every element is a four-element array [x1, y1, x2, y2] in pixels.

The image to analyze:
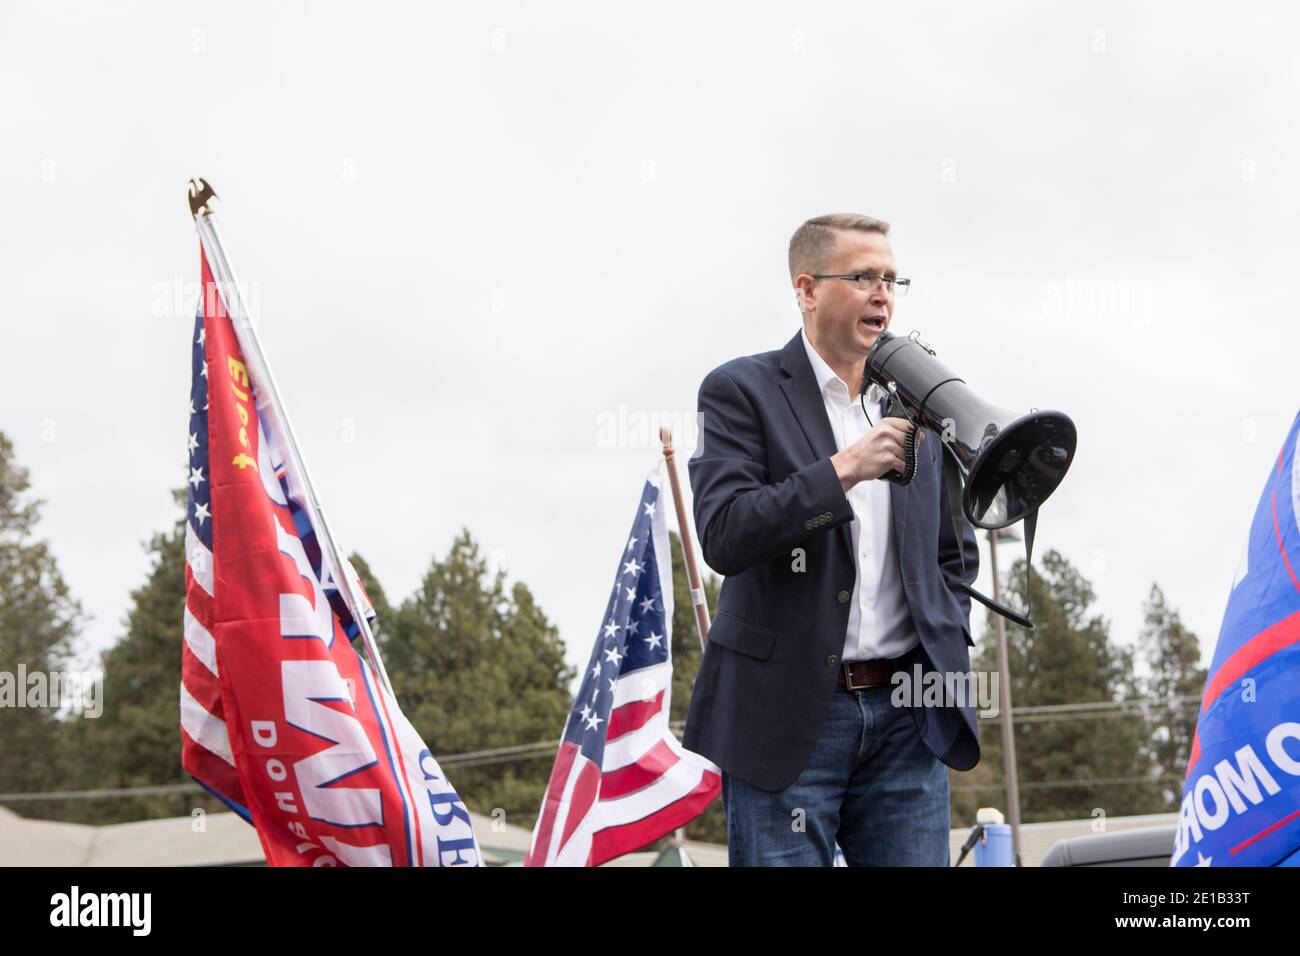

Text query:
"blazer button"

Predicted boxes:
[[804, 519, 814, 530], [826, 654, 839, 667], [837, 590, 850, 604]]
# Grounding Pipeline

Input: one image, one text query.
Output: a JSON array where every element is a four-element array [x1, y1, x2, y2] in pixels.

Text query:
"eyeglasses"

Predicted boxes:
[[811, 272, 911, 297]]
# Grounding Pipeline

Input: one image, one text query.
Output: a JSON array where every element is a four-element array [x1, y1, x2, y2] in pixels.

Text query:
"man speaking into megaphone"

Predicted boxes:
[[684, 213, 981, 867]]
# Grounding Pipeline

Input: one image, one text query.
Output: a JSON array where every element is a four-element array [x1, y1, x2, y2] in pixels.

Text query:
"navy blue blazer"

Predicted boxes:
[[683, 331, 982, 791]]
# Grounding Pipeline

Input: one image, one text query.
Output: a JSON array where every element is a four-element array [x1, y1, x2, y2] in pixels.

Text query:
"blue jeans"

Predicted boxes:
[[722, 684, 950, 866]]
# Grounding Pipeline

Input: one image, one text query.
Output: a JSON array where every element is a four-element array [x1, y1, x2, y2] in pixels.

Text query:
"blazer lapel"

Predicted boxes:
[[778, 331, 838, 461], [778, 331, 853, 567]]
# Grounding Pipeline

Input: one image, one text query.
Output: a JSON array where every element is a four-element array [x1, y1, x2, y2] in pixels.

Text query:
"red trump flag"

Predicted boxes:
[[180, 246, 480, 866]]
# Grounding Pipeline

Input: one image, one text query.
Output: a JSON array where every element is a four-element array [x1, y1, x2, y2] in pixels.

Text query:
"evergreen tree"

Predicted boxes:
[[0, 431, 86, 817], [1137, 583, 1205, 809], [972, 549, 1153, 822], [383, 530, 574, 830]]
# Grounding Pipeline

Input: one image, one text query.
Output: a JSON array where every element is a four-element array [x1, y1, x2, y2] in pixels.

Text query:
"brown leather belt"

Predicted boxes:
[[836, 658, 901, 691]]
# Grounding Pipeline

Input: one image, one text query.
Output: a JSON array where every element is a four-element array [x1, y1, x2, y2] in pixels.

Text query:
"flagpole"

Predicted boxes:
[[187, 178, 396, 697], [660, 426, 710, 850], [659, 426, 709, 650]]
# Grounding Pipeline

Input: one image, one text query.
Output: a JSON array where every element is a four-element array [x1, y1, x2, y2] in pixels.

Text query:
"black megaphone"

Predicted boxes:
[[863, 329, 1077, 627]]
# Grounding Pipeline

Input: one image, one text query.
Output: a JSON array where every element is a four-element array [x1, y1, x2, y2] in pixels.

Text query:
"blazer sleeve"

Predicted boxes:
[[935, 438, 980, 623], [688, 367, 854, 577]]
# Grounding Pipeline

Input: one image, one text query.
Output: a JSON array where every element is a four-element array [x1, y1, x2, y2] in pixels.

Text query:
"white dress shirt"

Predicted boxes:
[[801, 327, 919, 662]]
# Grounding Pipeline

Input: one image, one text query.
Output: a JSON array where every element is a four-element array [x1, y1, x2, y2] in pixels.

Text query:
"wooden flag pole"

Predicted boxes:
[[659, 426, 709, 650]]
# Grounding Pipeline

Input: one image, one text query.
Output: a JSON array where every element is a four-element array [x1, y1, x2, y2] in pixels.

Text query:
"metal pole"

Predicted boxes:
[[989, 529, 1023, 865], [659, 426, 709, 650], [188, 178, 395, 697]]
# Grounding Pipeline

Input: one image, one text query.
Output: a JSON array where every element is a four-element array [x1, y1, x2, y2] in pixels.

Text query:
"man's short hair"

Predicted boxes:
[[788, 213, 890, 282]]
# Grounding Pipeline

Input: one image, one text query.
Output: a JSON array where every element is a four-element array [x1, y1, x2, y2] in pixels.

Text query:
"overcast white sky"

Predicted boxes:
[[2, 1, 1297, 687]]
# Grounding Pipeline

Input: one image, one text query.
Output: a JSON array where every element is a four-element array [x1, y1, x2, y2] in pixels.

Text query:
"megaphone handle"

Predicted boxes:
[[860, 387, 918, 484]]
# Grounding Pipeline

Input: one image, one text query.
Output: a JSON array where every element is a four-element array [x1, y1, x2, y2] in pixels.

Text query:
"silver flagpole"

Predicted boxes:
[[186, 178, 396, 697]]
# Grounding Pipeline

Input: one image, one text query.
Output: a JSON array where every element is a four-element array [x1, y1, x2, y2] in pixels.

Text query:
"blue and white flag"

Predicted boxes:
[[1173, 412, 1300, 866]]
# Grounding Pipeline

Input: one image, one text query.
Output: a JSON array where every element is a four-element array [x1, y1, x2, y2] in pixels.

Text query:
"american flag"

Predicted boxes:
[[178, 266, 246, 813], [526, 471, 721, 866], [180, 244, 479, 866]]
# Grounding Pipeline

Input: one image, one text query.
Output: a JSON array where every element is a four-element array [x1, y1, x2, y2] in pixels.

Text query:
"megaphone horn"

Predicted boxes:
[[865, 330, 1077, 530]]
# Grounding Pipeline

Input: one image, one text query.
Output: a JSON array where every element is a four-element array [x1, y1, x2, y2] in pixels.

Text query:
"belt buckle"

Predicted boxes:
[[842, 660, 872, 691]]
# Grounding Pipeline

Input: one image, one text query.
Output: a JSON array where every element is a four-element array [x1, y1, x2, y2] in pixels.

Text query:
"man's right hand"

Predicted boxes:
[[831, 418, 922, 493]]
